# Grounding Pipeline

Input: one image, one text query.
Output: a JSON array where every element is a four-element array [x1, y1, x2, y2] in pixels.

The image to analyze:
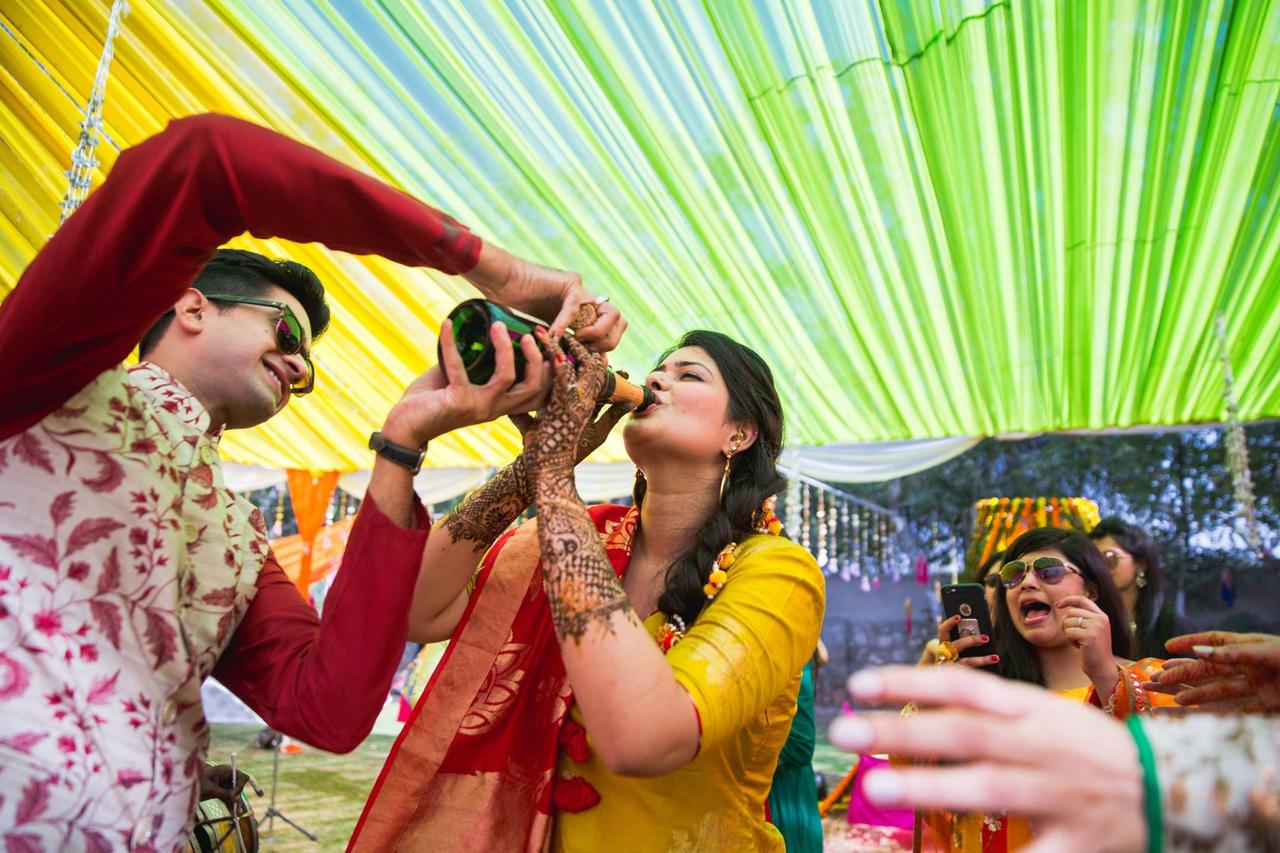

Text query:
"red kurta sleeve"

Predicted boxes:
[[211, 493, 432, 752], [0, 113, 482, 440]]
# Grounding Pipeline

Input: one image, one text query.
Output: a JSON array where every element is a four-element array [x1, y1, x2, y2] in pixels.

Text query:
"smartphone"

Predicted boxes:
[[940, 583, 997, 666]]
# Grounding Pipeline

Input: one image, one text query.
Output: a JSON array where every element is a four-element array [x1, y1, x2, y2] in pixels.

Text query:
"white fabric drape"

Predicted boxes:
[[222, 437, 979, 504], [778, 437, 980, 483]]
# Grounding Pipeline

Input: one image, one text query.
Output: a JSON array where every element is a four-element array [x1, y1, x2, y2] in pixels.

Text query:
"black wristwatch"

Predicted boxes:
[[368, 431, 426, 475]]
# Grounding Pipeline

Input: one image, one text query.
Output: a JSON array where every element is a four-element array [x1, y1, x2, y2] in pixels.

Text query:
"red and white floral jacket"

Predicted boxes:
[[0, 362, 268, 850]]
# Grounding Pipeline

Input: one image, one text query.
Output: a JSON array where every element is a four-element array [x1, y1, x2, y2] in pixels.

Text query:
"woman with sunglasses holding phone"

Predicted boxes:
[[993, 526, 1178, 714], [914, 527, 1177, 850], [1089, 516, 1196, 659]]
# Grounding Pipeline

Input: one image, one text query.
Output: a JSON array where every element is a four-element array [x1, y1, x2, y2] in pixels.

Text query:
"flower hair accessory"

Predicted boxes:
[[704, 543, 735, 599], [755, 494, 783, 535], [656, 614, 686, 652]]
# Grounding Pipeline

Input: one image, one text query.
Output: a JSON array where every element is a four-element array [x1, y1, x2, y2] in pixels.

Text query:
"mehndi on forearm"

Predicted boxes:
[[442, 456, 533, 546], [535, 469, 634, 645]]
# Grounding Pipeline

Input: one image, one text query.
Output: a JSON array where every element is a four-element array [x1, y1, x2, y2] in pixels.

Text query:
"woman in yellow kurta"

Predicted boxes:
[[352, 328, 824, 851]]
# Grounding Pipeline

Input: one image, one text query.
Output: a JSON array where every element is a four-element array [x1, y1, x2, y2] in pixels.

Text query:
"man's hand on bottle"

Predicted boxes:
[[463, 243, 626, 351], [381, 321, 551, 449]]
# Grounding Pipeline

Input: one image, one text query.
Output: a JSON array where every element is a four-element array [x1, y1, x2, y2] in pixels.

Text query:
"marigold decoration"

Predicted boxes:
[[756, 494, 783, 536], [965, 496, 1100, 576], [705, 543, 736, 598], [657, 494, 785, 653]]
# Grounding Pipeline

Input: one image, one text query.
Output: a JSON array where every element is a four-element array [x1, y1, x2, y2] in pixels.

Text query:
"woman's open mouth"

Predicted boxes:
[[1019, 599, 1052, 627]]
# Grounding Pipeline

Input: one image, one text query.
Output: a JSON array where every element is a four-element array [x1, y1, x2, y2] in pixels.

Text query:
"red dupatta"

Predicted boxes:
[[350, 504, 637, 852]]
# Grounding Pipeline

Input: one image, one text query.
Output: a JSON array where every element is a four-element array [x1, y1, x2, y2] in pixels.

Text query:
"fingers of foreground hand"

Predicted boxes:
[[842, 665, 1049, 719], [484, 322, 517, 390], [833, 708, 1060, 767], [1186, 695, 1270, 713], [854, 762, 1079, 817], [561, 331, 606, 399], [1191, 640, 1280, 667], [503, 336, 549, 410], [959, 653, 1000, 667], [1150, 658, 1231, 686], [1172, 676, 1251, 706], [546, 275, 584, 341], [575, 300, 625, 351], [1163, 630, 1254, 654], [437, 321, 470, 386]]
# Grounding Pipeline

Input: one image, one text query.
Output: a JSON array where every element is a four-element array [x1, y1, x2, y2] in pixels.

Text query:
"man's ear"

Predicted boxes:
[[171, 288, 210, 335]]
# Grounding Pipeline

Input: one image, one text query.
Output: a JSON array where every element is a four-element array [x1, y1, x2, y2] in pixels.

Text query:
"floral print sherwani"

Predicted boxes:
[[0, 363, 267, 851]]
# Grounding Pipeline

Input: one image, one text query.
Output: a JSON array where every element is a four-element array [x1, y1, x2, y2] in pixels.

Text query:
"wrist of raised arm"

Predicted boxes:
[[440, 458, 535, 547]]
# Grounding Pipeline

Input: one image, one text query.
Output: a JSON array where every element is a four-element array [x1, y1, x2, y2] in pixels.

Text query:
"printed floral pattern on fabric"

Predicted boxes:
[[600, 507, 638, 556], [460, 632, 529, 736], [0, 363, 267, 851]]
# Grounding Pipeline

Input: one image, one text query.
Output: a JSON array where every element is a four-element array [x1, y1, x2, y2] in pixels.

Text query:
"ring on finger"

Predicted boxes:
[[592, 295, 610, 306], [934, 640, 959, 665], [1075, 616, 1085, 629]]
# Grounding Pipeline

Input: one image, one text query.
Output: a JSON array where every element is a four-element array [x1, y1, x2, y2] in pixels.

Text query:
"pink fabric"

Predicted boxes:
[[847, 754, 913, 830]]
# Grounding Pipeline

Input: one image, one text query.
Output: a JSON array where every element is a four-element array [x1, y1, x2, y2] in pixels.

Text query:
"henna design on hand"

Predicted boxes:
[[531, 334, 636, 644], [442, 456, 533, 546], [538, 489, 634, 644]]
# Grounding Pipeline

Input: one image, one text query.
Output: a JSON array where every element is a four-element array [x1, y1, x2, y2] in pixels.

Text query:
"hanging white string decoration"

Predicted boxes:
[[828, 493, 839, 578], [815, 488, 829, 570], [1214, 315, 1264, 559], [849, 506, 861, 578], [800, 484, 811, 555], [58, 0, 129, 224], [785, 477, 801, 538], [859, 518, 872, 590]]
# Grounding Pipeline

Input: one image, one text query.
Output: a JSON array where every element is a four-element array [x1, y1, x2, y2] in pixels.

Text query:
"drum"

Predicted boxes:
[[188, 777, 258, 852]]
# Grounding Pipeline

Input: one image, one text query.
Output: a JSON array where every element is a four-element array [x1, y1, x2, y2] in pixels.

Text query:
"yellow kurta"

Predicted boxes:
[[553, 535, 826, 852]]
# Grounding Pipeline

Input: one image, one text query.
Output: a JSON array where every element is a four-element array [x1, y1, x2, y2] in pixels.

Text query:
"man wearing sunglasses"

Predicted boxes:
[[0, 114, 624, 849]]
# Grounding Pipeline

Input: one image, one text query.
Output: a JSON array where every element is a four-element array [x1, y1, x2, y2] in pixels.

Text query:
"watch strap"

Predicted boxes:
[[368, 431, 425, 475]]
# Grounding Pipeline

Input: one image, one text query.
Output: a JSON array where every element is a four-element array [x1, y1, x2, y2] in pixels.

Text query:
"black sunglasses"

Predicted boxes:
[[204, 294, 314, 396], [999, 557, 1083, 589]]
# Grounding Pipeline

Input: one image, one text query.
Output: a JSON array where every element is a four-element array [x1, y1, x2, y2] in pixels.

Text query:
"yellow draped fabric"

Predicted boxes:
[[0, 0, 556, 470]]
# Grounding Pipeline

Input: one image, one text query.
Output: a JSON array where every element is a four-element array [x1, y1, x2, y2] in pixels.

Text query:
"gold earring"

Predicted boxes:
[[719, 433, 744, 503]]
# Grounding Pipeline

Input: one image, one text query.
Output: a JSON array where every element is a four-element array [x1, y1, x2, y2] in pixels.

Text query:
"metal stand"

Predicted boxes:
[[261, 737, 317, 841]]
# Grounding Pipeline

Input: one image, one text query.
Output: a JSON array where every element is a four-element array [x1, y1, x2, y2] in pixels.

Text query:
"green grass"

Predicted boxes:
[[210, 722, 859, 850], [207, 724, 396, 851]]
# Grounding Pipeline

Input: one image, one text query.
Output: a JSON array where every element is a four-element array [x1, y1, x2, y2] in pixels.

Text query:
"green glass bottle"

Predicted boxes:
[[440, 299, 654, 410]]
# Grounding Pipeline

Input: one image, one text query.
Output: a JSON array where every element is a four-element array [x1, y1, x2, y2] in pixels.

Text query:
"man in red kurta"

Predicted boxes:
[[0, 114, 622, 851]]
